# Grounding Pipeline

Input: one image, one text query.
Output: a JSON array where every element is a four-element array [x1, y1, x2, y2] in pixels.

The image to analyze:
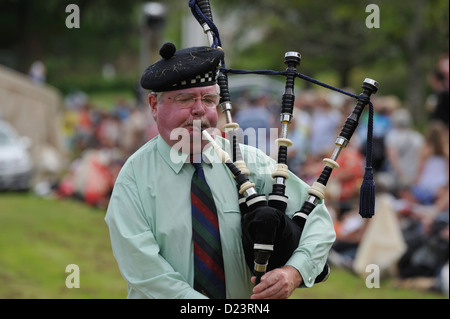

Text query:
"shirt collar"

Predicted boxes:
[[157, 136, 217, 174]]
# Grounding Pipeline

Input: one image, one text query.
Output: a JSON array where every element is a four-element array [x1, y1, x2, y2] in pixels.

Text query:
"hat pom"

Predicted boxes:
[[159, 43, 176, 60]]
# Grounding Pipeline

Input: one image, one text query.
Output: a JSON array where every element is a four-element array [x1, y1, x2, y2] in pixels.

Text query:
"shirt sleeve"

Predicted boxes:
[[105, 176, 207, 299], [284, 172, 336, 288]]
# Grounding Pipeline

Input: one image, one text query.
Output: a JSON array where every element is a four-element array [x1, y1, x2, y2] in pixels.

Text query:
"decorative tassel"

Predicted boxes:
[[359, 101, 376, 218], [359, 167, 375, 218]]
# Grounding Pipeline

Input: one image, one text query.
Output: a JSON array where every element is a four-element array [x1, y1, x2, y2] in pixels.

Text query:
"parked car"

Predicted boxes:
[[0, 120, 33, 191]]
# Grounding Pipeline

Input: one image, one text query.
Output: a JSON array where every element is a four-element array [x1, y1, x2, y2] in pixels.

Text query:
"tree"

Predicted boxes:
[[213, 0, 449, 124], [0, 0, 142, 76]]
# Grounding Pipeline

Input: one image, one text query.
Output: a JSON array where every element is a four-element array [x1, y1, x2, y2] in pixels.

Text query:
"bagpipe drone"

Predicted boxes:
[[188, 0, 379, 285]]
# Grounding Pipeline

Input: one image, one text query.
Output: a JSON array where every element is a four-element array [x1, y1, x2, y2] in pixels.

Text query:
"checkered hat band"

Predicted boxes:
[[172, 71, 216, 89]]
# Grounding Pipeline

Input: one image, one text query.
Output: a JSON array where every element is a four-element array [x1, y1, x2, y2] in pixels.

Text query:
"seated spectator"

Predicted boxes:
[[411, 122, 449, 205], [385, 108, 424, 191]]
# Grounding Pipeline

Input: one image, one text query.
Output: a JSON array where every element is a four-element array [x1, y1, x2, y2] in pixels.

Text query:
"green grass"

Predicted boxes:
[[0, 192, 125, 299], [0, 193, 446, 299]]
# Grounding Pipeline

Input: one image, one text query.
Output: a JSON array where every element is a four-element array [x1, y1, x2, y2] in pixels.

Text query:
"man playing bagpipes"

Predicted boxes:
[[105, 43, 336, 299]]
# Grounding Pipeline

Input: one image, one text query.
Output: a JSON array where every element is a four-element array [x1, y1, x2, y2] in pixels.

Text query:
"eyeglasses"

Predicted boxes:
[[166, 93, 220, 109]]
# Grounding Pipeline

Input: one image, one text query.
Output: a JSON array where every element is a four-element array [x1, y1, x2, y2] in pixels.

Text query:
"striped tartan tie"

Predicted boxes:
[[191, 162, 226, 299]]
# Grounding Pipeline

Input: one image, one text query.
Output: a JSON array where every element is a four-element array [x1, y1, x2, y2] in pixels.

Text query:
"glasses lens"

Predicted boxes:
[[172, 93, 220, 108], [202, 94, 220, 108], [173, 94, 195, 108]]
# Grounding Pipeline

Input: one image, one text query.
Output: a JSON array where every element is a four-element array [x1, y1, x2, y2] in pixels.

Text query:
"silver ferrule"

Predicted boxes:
[[285, 51, 302, 60], [280, 113, 292, 124], [220, 102, 233, 124], [364, 78, 379, 90], [202, 23, 214, 47], [274, 176, 286, 185], [335, 136, 349, 148], [244, 187, 257, 198], [220, 101, 233, 113], [254, 262, 268, 273], [306, 195, 320, 206], [221, 109, 233, 124]]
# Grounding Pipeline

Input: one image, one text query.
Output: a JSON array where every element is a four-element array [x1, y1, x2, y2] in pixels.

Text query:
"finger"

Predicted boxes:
[[252, 275, 272, 294], [251, 281, 283, 299], [252, 272, 283, 298], [257, 279, 292, 300]]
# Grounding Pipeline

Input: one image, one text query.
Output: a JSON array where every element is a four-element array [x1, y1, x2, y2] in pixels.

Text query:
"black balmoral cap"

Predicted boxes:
[[140, 42, 224, 92]]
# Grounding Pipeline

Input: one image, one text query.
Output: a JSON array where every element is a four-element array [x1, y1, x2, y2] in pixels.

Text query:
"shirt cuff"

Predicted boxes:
[[285, 253, 317, 288]]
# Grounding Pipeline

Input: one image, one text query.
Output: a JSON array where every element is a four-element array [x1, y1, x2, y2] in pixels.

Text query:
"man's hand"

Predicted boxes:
[[250, 265, 303, 299]]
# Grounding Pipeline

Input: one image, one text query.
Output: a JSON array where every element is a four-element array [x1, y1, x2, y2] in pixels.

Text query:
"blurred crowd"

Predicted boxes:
[[286, 54, 447, 296], [43, 54, 448, 296], [51, 90, 157, 207], [289, 90, 449, 295]]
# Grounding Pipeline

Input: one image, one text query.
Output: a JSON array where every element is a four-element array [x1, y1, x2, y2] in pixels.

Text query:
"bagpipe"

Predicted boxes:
[[189, 0, 379, 285]]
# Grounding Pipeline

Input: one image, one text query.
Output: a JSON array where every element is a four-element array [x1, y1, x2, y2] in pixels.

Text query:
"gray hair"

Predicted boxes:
[[151, 92, 165, 104]]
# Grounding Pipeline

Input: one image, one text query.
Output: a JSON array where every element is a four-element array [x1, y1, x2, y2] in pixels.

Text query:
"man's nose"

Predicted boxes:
[[191, 97, 206, 115]]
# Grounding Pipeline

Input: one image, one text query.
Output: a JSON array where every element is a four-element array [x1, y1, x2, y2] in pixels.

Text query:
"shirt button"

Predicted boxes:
[[308, 277, 313, 283]]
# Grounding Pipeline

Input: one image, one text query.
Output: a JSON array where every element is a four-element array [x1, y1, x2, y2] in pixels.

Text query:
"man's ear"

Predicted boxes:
[[148, 94, 158, 120]]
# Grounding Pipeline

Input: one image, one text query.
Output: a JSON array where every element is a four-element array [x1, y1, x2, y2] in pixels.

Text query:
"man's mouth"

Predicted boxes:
[[184, 119, 210, 131]]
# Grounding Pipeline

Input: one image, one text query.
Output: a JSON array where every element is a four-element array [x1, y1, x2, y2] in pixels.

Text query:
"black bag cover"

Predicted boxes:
[[241, 205, 302, 273]]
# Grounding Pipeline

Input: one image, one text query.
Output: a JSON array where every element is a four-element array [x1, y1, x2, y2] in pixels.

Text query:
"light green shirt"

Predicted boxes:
[[105, 135, 336, 299]]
